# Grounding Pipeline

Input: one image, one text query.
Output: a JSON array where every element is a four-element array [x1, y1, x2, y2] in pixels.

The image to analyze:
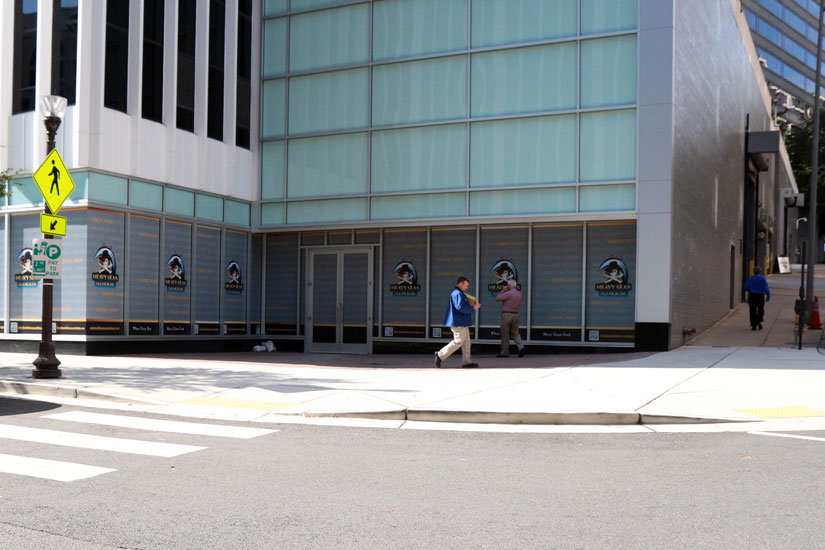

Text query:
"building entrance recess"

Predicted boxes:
[[305, 248, 373, 354]]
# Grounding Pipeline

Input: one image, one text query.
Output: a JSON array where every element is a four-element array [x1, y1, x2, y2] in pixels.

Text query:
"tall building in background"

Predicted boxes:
[[0, 1, 800, 354], [742, 0, 822, 126]]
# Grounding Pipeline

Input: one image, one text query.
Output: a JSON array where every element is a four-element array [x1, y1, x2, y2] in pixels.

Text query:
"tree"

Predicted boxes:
[[785, 110, 825, 229], [0, 168, 19, 199]]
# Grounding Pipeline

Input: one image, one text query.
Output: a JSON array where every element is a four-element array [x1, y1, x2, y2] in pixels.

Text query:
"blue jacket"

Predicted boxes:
[[444, 287, 475, 327], [744, 274, 770, 299]]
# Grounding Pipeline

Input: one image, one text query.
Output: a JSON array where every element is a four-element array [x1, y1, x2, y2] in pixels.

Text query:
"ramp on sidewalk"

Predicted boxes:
[[689, 265, 825, 349]]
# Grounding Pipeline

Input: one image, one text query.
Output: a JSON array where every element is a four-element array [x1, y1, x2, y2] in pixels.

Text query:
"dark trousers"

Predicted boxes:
[[748, 293, 765, 328]]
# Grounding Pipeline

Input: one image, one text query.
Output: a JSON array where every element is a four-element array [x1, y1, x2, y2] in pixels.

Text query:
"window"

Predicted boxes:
[[236, 0, 252, 148], [207, 0, 225, 140], [142, 0, 164, 122], [104, 0, 130, 112], [12, 0, 38, 114], [177, 0, 196, 131], [52, 0, 78, 105]]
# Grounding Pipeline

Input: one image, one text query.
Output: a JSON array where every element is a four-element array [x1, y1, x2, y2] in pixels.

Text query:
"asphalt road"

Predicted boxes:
[[1, 397, 824, 550]]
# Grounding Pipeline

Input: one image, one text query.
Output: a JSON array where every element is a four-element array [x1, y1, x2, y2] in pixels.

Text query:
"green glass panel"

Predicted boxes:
[[373, 56, 467, 126], [580, 109, 636, 182], [196, 193, 224, 221], [164, 187, 195, 217], [579, 183, 635, 211], [262, 18, 287, 78], [261, 202, 285, 225], [289, 69, 369, 134], [290, 0, 352, 10], [261, 141, 285, 200], [290, 5, 369, 72], [472, 0, 576, 48], [287, 198, 367, 224], [371, 124, 466, 193], [581, 0, 638, 35], [130, 180, 163, 211], [581, 35, 637, 108], [373, 0, 467, 61], [287, 133, 368, 198], [89, 172, 128, 205], [263, 0, 287, 16], [471, 115, 576, 188], [469, 187, 576, 216], [9, 177, 43, 206], [371, 193, 465, 220], [225, 200, 251, 226], [472, 42, 577, 117], [261, 79, 286, 138]]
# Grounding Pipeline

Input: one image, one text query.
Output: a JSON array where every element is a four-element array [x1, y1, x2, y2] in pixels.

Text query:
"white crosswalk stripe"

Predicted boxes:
[[0, 424, 206, 457], [43, 411, 278, 439], [0, 453, 116, 482], [0, 411, 278, 482]]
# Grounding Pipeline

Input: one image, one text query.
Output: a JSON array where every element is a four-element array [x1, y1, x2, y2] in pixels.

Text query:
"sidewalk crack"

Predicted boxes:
[[633, 348, 739, 412]]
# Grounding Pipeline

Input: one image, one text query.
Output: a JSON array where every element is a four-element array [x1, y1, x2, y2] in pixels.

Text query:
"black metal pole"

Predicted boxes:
[[800, 241, 807, 350], [807, 1, 825, 305], [32, 116, 62, 378]]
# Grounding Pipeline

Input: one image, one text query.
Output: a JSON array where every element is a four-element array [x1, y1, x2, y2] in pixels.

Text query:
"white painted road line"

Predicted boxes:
[[0, 453, 116, 482], [0, 425, 205, 457], [749, 431, 825, 443], [43, 411, 278, 439]]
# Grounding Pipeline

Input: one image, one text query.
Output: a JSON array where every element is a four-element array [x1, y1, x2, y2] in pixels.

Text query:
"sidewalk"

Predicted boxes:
[[1, 267, 825, 432]]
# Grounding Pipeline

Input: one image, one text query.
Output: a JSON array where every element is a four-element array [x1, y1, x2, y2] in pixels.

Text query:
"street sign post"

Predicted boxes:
[[32, 148, 74, 215], [40, 213, 67, 236], [32, 238, 62, 279]]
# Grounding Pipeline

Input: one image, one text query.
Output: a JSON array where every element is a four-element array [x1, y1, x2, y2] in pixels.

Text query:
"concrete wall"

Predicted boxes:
[[670, 0, 786, 347]]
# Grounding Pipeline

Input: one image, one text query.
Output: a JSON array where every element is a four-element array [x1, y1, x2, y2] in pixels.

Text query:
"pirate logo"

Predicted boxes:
[[389, 261, 421, 297], [14, 248, 38, 287], [488, 260, 520, 295], [595, 258, 632, 296], [164, 254, 188, 292], [91, 246, 119, 287], [225, 261, 243, 295]]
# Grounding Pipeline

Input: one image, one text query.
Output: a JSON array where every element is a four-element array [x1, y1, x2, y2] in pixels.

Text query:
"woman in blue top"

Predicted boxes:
[[744, 266, 770, 330]]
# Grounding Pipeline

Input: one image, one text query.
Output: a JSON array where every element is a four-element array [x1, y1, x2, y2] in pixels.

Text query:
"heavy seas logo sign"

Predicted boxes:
[[164, 254, 188, 292], [91, 246, 119, 288], [595, 258, 632, 296], [487, 259, 520, 296], [225, 261, 243, 295], [389, 261, 421, 297], [14, 248, 38, 288]]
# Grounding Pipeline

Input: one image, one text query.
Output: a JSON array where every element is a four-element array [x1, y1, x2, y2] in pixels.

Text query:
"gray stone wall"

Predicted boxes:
[[670, 0, 778, 347]]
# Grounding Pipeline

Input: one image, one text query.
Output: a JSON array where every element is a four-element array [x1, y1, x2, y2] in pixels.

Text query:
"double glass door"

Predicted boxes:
[[306, 248, 372, 353]]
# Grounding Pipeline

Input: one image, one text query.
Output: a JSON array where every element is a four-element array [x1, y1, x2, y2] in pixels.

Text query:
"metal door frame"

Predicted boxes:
[[305, 247, 373, 354]]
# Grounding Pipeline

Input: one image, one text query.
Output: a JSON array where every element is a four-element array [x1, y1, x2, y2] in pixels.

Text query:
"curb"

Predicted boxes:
[[290, 409, 757, 426], [0, 379, 160, 406]]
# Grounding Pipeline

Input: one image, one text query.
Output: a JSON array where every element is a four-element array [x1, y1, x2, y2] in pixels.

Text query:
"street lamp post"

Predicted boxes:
[[32, 95, 67, 379]]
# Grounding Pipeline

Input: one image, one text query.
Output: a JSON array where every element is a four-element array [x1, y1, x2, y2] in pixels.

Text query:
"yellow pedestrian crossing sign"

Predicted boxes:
[[40, 213, 67, 236], [33, 148, 74, 214]]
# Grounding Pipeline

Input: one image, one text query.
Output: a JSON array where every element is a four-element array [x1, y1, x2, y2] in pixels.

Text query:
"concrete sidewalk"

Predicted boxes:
[[2, 345, 825, 431], [2, 266, 825, 431]]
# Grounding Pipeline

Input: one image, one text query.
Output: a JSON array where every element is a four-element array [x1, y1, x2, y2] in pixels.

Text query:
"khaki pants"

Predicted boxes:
[[500, 312, 523, 355], [438, 326, 472, 365]]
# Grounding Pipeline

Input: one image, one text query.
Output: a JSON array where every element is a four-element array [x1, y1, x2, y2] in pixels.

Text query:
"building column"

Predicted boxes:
[[635, 0, 675, 350]]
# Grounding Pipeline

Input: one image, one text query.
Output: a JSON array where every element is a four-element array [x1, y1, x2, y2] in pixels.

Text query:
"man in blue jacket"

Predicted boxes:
[[435, 276, 481, 368], [744, 266, 770, 330]]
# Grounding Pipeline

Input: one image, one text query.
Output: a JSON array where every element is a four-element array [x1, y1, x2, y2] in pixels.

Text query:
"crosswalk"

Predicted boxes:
[[0, 411, 277, 482]]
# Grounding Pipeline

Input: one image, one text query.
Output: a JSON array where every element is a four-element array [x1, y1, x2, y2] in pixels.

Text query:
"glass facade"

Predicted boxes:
[[260, 0, 638, 225]]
